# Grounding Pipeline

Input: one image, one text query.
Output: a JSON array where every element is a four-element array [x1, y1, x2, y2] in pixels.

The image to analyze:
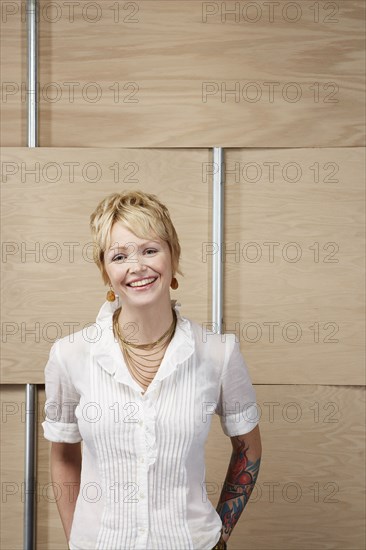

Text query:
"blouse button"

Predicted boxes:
[[140, 456, 145, 463], [139, 420, 144, 426]]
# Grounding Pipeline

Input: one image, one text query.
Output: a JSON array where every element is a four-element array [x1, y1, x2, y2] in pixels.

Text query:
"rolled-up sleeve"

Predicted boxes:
[[41, 340, 82, 443], [216, 335, 259, 437]]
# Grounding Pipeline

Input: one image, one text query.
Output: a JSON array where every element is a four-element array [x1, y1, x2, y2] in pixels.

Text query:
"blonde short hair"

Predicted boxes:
[[89, 190, 184, 286]]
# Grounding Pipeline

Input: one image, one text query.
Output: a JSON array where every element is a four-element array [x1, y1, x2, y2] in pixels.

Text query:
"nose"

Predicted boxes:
[[130, 251, 147, 272]]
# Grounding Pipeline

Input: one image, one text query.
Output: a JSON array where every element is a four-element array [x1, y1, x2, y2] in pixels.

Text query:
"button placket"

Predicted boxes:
[[141, 394, 157, 468], [136, 393, 149, 545]]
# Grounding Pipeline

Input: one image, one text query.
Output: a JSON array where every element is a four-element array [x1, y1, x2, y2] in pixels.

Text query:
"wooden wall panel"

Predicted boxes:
[[1, 147, 210, 383], [0, 0, 26, 146], [224, 147, 365, 385], [22, 384, 364, 550], [206, 384, 366, 550], [1, 0, 364, 148]]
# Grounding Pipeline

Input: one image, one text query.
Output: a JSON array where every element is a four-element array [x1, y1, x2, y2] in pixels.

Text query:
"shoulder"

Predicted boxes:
[[48, 323, 102, 387], [184, 315, 236, 361], [53, 321, 101, 361]]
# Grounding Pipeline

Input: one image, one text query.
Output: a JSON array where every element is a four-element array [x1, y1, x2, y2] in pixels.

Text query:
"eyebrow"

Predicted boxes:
[[108, 240, 159, 251]]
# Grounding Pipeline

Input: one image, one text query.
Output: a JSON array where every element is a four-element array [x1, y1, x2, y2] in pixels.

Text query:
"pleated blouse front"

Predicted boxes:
[[42, 299, 259, 550]]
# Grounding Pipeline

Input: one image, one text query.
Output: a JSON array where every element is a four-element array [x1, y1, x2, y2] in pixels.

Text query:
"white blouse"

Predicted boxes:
[[42, 299, 259, 550]]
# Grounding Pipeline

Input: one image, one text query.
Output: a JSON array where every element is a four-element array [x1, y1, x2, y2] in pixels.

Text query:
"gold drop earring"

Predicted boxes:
[[106, 283, 116, 302], [170, 277, 178, 290]]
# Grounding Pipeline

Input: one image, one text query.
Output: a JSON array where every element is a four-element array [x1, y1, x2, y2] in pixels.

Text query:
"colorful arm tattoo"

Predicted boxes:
[[216, 436, 261, 542]]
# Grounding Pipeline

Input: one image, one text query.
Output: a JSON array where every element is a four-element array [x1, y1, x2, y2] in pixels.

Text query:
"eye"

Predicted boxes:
[[111, 248, 157, 262], [112, 253, 126, 262]]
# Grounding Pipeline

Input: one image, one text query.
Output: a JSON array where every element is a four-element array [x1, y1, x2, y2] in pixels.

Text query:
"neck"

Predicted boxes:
[[117, 299, 175, 345]]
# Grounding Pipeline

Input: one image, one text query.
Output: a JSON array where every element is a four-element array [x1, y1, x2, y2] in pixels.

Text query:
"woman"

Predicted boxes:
[[42, 190, 262, 550]]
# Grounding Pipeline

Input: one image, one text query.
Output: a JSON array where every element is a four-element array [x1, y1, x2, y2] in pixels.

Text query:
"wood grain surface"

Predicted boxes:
[[1, 0, 364, 147], [1, 147, 210, 383], [1, 384, 364, 549], [1, 147, 364, 385]]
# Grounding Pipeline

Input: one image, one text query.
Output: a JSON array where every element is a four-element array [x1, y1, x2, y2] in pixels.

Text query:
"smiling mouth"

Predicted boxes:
[[127, 277, 158, 289]]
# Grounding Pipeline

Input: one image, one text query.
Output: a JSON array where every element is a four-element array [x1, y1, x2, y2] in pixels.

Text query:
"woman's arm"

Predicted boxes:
[[50, 442, 82, 543], [216, 424, 262, 545]]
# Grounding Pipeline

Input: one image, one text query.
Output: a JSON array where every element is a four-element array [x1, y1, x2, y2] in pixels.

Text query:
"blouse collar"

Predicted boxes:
[[91, 298, 195, 395]]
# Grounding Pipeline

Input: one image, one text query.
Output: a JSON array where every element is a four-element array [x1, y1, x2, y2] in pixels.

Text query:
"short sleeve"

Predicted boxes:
[[41, 340, 83, 443], [216, 335, 259, 437]]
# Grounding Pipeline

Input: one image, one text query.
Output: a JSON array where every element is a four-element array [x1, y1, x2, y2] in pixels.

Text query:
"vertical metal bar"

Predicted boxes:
[[24, 384, 37, 550], [25, 1, 38, 549], [212, 148, 224, 334], [27, 0, 38, 147]]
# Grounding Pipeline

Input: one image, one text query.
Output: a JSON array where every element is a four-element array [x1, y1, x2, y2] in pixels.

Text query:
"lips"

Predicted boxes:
[[127, 277, 158, 288]]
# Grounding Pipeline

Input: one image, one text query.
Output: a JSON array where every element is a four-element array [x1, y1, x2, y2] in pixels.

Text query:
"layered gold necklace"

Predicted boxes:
[[112, 306, 177, 392]]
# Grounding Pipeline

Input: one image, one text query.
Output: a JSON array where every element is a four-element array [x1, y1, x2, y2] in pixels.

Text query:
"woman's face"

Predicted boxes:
[[103, 221, 173, 306]]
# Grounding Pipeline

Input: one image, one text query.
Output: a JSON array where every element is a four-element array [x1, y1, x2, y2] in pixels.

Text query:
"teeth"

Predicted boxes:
[[129, 277, 156, 288]]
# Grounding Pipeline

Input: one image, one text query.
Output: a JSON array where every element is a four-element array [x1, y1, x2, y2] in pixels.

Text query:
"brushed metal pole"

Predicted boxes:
[[25, 1, 39, 549], [212, 148, 224, 334], [24, 384, 37, 550], [27, 0, 38, 147]]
